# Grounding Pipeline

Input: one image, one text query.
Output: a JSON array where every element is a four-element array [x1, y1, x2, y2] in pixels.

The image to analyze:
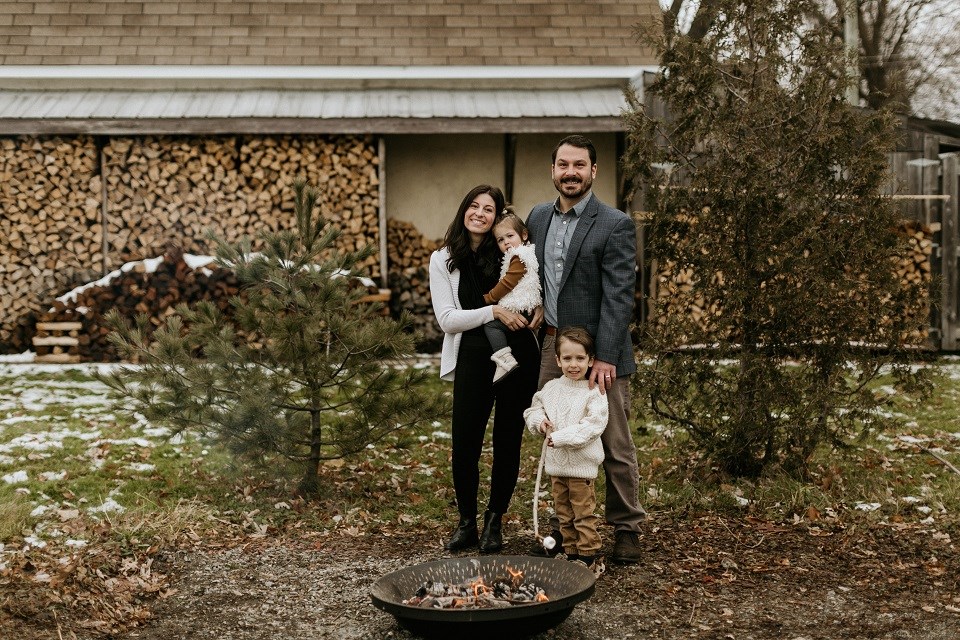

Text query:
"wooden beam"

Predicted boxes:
[[942, 153, 959, 351], [35, 322, 83, 331], [378, 136, 388, 289], [32, 336, 79, 346], [504, 133, 517, 204], [0, 117, 630, 136]]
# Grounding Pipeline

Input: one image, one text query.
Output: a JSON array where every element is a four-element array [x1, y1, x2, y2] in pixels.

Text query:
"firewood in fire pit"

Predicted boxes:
[[402, 566, 549, 609]]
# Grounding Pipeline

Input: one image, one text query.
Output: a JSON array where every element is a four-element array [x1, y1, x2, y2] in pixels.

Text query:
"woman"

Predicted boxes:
[[429, 184, 540, 553]]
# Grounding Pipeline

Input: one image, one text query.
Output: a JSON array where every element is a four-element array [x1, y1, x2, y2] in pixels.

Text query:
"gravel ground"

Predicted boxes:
[[121, 517, 960, 640]]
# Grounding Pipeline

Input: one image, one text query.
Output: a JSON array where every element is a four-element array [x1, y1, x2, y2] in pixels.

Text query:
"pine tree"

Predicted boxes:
[[623, 0, 933, 477], [101, 180, 448, 495]]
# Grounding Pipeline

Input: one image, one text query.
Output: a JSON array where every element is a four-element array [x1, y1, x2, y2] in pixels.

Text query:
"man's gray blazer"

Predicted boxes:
[[527, 195, 638, 376]]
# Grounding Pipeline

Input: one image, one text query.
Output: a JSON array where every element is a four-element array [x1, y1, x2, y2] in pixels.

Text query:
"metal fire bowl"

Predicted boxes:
[[370, 555, 596, 640]]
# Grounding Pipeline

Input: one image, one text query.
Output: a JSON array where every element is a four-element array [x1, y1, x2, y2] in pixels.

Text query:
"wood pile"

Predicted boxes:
[[1, 134, 381, 355], [32, 321, 82, 363], [0, 135, 103, 351], [649, 219, 935, 345], [649, 258, 721, 333], [38, 248, 243, 362], [387, 219, 441, 347], [104, 135, 381, 275], [36, 247, 386, 362], [892, 219, 935, 343]]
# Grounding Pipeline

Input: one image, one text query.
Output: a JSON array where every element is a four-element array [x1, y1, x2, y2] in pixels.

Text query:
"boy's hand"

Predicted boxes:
[[539, 419, 554, 437]]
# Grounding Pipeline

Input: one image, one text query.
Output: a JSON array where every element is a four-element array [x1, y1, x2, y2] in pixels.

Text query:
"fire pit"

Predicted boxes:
[[370, 556, 596, 639]]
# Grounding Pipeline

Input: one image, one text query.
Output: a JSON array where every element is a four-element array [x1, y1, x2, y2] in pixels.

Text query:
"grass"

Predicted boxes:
[[1, 357, 959, 560]]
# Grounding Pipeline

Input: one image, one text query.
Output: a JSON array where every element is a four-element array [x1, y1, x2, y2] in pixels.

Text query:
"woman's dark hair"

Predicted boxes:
[[442, 184, 505, 275]]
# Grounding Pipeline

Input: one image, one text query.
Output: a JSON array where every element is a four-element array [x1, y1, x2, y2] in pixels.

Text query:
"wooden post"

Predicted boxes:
[[99, 137, 109, 276], [942, 153, 959, 350], [844, 0, 860, 106], [504, 133, 517, 205], [378, 136, 388, 289]]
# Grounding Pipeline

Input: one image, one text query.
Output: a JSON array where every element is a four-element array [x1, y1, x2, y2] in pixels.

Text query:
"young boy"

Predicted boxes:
[[482, 211, 542, 383], [523, 326, 608, 567]]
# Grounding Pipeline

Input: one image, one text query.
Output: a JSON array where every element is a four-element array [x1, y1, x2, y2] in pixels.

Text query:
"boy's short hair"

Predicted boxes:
[[493, 209, 528, 239], [554, 326, 595, 357]]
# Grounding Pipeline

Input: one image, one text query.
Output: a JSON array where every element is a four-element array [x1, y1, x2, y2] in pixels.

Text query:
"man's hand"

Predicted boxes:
[[589, 359, 617, 396]]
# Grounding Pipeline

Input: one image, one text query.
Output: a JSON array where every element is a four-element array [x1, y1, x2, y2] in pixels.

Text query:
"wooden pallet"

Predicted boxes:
[[33, 321, 82, 363]]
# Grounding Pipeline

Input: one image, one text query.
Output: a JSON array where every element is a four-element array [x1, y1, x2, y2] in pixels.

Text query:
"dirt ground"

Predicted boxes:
[[110, 513, 959, 640]]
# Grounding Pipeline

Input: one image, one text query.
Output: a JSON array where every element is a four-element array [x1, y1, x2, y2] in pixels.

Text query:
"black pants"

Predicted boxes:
[[451, 328, 539, 517]]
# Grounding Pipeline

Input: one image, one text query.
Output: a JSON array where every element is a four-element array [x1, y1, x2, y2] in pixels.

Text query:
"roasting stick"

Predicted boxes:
[[532, 412, 557, 551]]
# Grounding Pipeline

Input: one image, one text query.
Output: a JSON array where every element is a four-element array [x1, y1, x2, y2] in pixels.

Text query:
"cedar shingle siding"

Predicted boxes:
[[0, 1, 659, 66]]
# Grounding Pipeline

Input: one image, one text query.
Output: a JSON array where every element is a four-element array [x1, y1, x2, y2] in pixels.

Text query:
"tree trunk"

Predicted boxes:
[[298, 409, 323, 496]]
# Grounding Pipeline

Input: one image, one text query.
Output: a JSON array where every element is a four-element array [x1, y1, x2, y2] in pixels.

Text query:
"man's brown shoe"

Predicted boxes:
[[610, 531, 642, 564]]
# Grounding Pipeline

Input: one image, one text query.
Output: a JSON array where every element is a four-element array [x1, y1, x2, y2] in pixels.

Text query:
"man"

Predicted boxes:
[[527, 135, 646, 564]]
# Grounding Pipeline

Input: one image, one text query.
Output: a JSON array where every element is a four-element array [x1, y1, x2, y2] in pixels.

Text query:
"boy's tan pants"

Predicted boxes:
[[551, 476, 601, 556]]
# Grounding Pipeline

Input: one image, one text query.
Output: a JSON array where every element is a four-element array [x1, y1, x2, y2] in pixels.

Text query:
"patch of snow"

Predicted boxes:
[[127, 463, 156, 472], [38, 470, 67, 482], [182, 254, 217, 270], [2, 470, 28, 484], [97, 437, 154, 448], [0, 351, 35, 363], [65, 539, 88, 548], [23, 535, 47, 549], [0, 415, 44, 426], [0, 429, 103, 455], [88, 498, 125, 515], [30, 504, 51, 517], [854, 502, 882, 512], [56, 256, 166, 306]]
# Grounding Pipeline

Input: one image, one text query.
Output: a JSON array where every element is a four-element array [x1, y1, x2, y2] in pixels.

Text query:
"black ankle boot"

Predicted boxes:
[[478, 510, 503, 554], [444, 516, 478, 551]]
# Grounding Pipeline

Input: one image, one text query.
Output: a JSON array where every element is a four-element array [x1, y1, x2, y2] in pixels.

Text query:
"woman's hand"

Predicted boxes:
[[529, 306, 544, 331], [493, 305, 528, 331]]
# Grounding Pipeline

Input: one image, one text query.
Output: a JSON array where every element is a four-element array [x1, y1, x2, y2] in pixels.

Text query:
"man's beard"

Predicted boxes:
[[554, 175, 591, 199]]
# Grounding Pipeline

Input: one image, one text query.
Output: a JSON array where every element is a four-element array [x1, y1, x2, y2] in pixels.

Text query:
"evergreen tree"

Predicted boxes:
[[624, 0, 932, 477], [101, 180, 448, 495]]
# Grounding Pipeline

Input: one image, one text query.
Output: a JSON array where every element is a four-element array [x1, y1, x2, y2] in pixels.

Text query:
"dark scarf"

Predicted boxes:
[[458, 249, 495, 310]]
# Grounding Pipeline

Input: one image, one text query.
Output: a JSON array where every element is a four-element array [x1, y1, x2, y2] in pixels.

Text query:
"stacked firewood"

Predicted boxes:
[[239, 135, 382, 275], [36, 246, 386, 362], [102, 136, 247, 262], [650, 258, 721, 332], [891, 219, 935, 343], [32, 321, 83, 363], [0, 135, 103, 350], [104, 134, 381, 276], [387, 219, 441, 346], [0, 133, 381, 355], [650, 220, 935, 344], [37, 248, 244, 362]]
